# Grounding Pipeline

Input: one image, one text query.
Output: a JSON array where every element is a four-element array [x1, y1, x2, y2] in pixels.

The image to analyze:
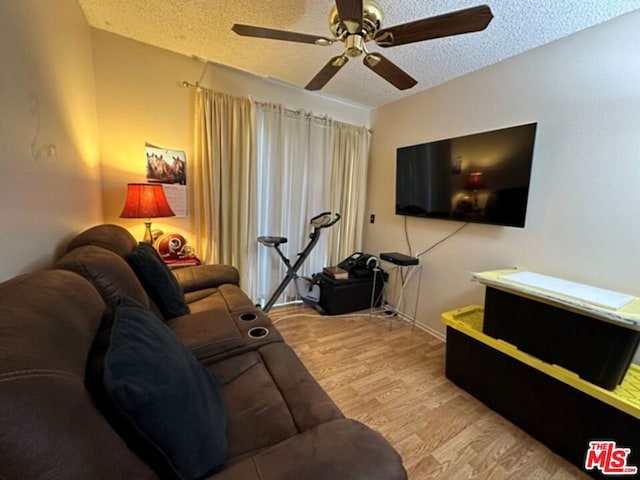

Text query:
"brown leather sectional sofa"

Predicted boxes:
[[0, 224, 407, 479]]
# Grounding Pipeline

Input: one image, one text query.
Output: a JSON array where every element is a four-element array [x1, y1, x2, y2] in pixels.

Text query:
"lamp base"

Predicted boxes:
[[143, 220, 153, 244]]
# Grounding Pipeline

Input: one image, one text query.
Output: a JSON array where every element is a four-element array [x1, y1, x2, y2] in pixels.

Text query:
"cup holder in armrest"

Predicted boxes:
[[239, 312, 257, 322], [248, 326, 269, 338]]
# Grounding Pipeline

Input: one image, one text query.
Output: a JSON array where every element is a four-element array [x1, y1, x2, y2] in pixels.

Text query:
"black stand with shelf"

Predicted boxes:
[[379, 252, 421, 329]]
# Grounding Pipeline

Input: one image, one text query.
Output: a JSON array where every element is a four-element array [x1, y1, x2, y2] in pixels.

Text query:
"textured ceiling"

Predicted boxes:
[[77, 0, 640, 108]]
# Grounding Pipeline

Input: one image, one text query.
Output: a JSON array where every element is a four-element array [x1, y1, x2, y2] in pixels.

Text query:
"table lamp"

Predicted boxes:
[[465, 172, 486, 211], [119, 183, 175, 243]]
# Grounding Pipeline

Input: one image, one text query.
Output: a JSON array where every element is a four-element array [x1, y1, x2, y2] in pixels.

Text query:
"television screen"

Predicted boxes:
[[395, 123, 537, 228]]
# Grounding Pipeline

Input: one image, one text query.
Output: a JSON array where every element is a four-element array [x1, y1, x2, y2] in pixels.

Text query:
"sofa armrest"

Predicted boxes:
[[212, 419, 407, 480], [172, 264, 240, 292]]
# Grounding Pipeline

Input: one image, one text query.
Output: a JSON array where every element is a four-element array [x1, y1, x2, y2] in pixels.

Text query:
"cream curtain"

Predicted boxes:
[[193, 88, 371, 305], [193, 89, 254, 291], [250, 103, 333, 305], [327, 121, 372, 265]]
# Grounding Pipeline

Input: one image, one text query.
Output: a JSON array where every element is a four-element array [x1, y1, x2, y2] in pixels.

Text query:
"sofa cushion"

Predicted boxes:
[[55, 245, 151, 309], [186, 284, 257, 315], [103, 296, 227, 479], [67, 223, 138, 258], [172, 264, 240, 292], [128, 242, 189, 319], [214, 419, 407, 480], [207, 342, 343, 460], [0, 271, 158, 480], [165, 308, 244, 361]]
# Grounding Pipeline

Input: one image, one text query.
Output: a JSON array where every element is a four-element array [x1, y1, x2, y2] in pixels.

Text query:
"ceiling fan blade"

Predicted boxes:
[[305, 55, 349, 91], [232, 24, 333, 46], [363, 54, 417, 90], [335, 0, 363, 34], [374, 5, 493, 47]]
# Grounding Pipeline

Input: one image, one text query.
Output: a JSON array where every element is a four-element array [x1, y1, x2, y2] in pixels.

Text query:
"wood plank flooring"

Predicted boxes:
[[270, 304, 589, 480]]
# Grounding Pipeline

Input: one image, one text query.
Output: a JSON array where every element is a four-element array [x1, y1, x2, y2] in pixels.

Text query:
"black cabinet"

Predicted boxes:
[[443, 301, 640, 479], [445, 326, 640, 479], [483, 287, 640, 390]]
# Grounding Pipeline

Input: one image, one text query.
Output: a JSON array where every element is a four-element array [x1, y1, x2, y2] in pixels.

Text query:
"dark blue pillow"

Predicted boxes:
[[103, 297, 227, 480], [128, 242, 189, 319]]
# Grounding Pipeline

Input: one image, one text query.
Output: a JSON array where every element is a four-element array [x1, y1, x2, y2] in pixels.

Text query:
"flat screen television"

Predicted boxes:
[[396, 123, 537, 228]]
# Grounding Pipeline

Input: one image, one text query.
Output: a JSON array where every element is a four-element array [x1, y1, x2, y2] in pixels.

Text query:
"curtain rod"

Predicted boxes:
[[181, 80, 372, 133], [252, 100, 331, 123]]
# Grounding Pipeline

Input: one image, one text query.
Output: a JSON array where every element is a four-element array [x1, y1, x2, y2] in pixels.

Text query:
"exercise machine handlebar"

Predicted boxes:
[[310, 211, 341, 229]]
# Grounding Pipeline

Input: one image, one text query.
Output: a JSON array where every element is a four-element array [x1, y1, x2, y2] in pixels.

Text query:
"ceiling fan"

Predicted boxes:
[[232, 0, 493, 92]]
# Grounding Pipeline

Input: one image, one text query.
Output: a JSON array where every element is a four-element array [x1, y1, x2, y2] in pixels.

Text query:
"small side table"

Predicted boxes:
[[165, 258, 201, 269]]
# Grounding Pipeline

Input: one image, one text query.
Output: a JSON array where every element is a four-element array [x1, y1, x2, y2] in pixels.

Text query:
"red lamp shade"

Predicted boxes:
[[120, 183, 175, 219], [465, 172, 486, 190], [120, 183, 175, 243]]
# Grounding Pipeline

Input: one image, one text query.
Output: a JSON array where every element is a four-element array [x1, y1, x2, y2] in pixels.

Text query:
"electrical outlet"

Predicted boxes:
[[370, 214, 375, 224]]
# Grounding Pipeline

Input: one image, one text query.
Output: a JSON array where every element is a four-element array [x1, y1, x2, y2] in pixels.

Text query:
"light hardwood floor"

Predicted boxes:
[[270, 304, 589, 480]]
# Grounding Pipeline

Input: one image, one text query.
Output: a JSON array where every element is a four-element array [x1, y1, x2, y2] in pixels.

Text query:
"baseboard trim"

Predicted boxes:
[[413, 320, 446, 342], [384, 307, 447, 342]]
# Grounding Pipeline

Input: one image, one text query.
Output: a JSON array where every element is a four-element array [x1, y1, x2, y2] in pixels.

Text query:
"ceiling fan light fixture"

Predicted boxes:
[[345, 34, 364, 57]]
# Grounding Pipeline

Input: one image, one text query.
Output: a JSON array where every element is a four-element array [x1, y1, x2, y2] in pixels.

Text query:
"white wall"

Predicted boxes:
[[0, 0, 102, 282], [91, 30, 370, 242], [91, 30, 204, 241], [365, 9, 640, 354]]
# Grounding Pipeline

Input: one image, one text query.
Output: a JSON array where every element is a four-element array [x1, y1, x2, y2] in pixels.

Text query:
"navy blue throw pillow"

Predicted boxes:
[[104, 297, 227, 480], [128, 242, 189, 319]]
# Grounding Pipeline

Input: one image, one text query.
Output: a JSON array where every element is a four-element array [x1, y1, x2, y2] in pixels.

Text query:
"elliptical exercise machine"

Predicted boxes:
[[258, 212, 341, 312]]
